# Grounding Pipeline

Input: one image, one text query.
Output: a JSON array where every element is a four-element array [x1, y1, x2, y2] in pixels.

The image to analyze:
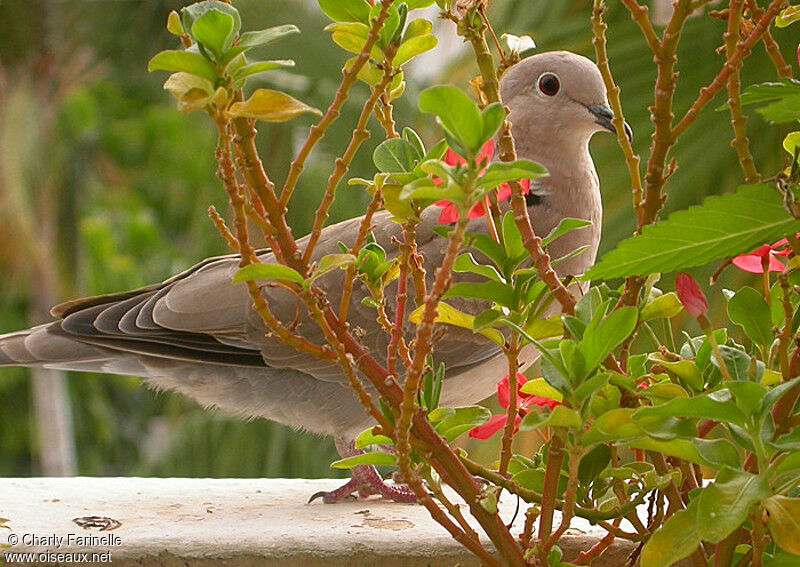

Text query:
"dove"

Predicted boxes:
[[0, 52, 629, 502]]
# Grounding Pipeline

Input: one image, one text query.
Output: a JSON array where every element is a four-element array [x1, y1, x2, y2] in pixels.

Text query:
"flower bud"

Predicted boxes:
[[675, 273, 708, 319]]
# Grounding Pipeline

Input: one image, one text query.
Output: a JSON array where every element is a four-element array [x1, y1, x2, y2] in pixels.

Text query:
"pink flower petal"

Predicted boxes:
[[437, 204, 459, 224], [676, 273, 708, 318], [732, 253, 786, 273], [521, 396, 561, 410], [444, 148, 466, 167], [469, 414, 509, 440]]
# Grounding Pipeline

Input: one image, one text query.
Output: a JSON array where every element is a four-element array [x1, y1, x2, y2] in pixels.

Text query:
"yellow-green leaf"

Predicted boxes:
[[776, 5, 800, 27], [167, 11, 184, 35], [233, 263, 305, 285], [408, 302, 505, 346], [226, 89, 321, 122], [163, 73, 214, 114], [641, 292, 683, 321], [520, 378, 564, 402], [524, 316, 563, 340], [783, 131, 800, 159], [764, 496, 800, 555], [395, 34, 438, 66]]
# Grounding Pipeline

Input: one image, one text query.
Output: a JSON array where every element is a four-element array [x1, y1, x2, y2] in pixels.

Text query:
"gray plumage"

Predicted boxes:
[[0, 52, 623, 439]]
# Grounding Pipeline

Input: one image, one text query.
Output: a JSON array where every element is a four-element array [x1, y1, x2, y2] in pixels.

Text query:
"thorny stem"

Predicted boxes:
[[499, 338, 520, 476], [459, 11, 577, 314], [542, 445, 583, 557], [303, 49, 397, 265], [232, 116, 304, 273], [744, 0, 793, 78], [778, 273, 792, 379], [673, 0, 789, 138], [338, 189, 384, 321], [278, 0, 395, 209], [304, 294, 390, 432], [538, 434, 566, 547], [216, 118, 336, 362], [461, 455, 650, 523], [387, 222, 418, 376], [592, 1, 644, 216], [396, 208, 472, 487], [725, 0, 761, 184]]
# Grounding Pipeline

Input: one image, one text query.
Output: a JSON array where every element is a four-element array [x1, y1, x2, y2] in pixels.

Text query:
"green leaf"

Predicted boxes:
[[227, 89, 321, 122], [641, 497, 701, 567], [394, 34, 438, 66], [399, 178, 463, 203], [330, 451, 398, 469], [635, 393, 746, 427], [765, 496, 800, 555], [433, 406, 492, 442], [583, 408, 640, 445], [406, 0, 436, 8], [148, 50, 219, 83], [691, 438, 742, 469], [647, 354, 704, 391], [736, 79, 800, 124], [318, 0, 371, 23], [578, 306, 638, 371], [355, 428, 394, 449], [587, 184, 800, 279], [233, 263, 305, 285], [445, 281, 515, 308], [308, 254, 357, 285], [519, 405, 582, 431], [697, 468, 770, 543], [191, 9, 236, 57], [238, 24, 301, 48], [181, 1, 241, 41], [326, 22, 382, 58], [480, 103, 506, 146], [728, 287, 773, 347], [402, 18, 432, 41], [419, 86, 483, 155], [453, 253, 503, 282], [502, 211, 525, 262], [542, 218, 592, 247], [578, 444, 611, 485], [641, 292, 683, 321], [373, 138, 421, 173], [477, 160, 548, 189], [232, 60, 295, 81]]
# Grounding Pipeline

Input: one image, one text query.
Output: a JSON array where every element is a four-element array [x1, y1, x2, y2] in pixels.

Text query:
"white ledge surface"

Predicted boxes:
[[0, 477, 641, 566]]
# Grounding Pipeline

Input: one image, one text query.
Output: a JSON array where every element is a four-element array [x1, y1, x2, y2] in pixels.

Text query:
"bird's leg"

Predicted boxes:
[[307, 438, 417, 504]]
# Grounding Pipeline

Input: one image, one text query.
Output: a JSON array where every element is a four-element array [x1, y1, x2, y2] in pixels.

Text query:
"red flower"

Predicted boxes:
[[469, 373, 561, 440], [732, 237, 793, 273], [675, 273, 708, 319], [435, 140, 531, 224]]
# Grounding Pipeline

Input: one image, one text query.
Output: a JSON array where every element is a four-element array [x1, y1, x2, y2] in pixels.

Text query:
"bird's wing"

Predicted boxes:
[[45, 209, 502, 383]]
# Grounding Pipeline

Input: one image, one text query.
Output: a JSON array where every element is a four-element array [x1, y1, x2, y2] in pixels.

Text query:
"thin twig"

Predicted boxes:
[[279, 0, 396, 208]]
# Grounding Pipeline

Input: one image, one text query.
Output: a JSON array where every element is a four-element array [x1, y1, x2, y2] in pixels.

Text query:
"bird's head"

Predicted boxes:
[[500, 51, 632, 155]]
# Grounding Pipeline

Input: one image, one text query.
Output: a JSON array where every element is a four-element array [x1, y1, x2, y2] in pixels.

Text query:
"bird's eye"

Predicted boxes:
[[537, 73, 560, 96]]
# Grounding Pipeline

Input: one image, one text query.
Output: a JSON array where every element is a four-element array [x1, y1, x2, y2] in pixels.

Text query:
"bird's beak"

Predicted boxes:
[[588, 103, 633, 143]]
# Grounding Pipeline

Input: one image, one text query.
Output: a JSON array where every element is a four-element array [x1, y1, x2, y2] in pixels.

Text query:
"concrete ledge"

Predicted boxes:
[[0, 477, 640, 566]]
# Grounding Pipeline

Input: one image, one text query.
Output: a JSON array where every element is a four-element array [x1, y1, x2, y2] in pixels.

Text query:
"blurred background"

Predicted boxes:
[[0, 0, 796, 478]]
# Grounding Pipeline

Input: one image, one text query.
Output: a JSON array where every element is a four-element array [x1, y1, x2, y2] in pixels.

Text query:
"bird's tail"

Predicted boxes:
[[0, 323, 140, 375]]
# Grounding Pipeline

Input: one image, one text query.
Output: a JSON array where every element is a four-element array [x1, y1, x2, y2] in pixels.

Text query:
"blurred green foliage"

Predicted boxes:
[[0, 0, 796, 478]]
